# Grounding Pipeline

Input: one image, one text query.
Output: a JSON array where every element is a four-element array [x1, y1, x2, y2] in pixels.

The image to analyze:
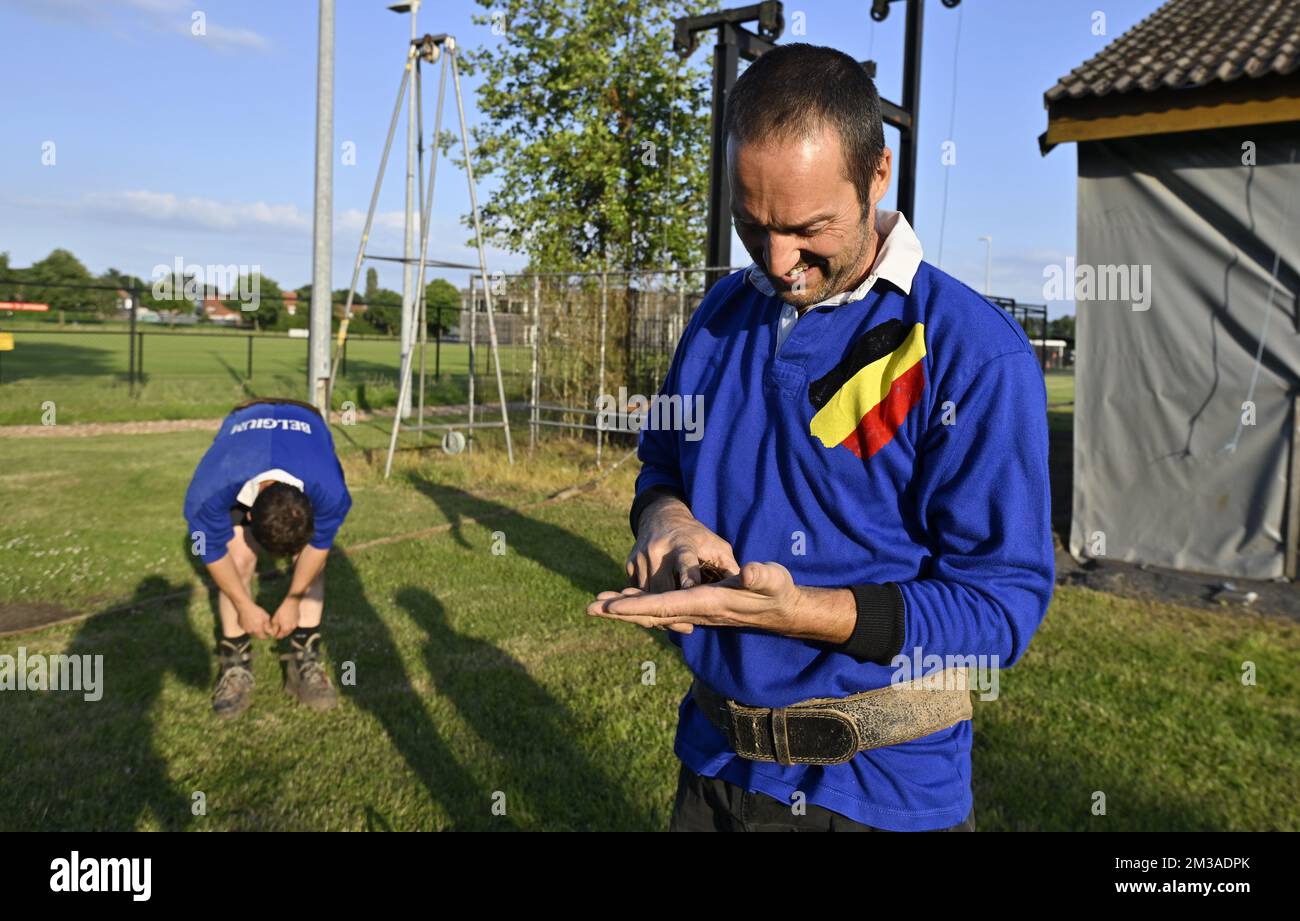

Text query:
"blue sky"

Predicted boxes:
[[0, 0, 1163, 315]]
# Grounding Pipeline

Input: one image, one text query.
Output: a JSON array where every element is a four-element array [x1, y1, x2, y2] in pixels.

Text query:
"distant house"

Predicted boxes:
[[1042, 0, 1300, 578], [202, 296, 244, 326], [290, 290, 368, 317], [1027, 338, 1072, 370]]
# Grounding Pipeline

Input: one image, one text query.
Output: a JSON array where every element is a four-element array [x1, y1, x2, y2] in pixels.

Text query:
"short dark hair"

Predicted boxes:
[[250, 483, 314, 558], [723, 43, 885, 212]]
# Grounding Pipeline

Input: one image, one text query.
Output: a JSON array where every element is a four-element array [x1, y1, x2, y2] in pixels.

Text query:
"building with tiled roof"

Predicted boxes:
[[1043, 0, 1300, 581], [1041, 0, 1300, 151]]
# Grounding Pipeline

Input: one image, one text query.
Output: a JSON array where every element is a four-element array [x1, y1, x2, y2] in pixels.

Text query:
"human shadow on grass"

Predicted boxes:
[[0, 575, 209, 831], [213, 355, 252, 393], [409, 475, 616, 593], [394, 586, 656, 830], [408, 476, 680, 660], [327, 552, 515, 830]]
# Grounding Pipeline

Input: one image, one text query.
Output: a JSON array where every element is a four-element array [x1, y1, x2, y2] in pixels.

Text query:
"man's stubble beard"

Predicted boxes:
[[775, 206, 877, 312]]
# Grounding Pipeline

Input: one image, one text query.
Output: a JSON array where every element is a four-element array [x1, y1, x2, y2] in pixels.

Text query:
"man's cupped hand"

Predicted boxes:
[[588, 560, 802, 634]]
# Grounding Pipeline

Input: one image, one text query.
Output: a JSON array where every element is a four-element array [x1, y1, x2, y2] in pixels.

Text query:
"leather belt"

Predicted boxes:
[[690, 667, 973, 766]]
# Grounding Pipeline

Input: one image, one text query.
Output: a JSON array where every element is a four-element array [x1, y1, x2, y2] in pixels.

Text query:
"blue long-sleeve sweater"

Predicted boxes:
[[633, 261, 1054, 830], [184, 402, 352, 565]]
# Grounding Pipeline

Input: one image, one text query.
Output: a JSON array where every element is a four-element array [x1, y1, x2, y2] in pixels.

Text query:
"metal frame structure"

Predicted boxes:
[[672, 2, 784, 291], [673, 0, 961, 291], [989, 295, 1049, 373], [331, 31, 515, 477]]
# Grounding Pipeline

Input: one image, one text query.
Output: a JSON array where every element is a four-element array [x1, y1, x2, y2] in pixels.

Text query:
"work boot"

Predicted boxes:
[[213, 636, 255, 720], [280, 631, 338, 711]]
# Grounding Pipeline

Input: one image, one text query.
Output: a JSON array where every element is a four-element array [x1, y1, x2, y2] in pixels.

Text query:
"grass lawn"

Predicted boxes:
[[0, 328, 534, 425], [1, 405, 1297, 830], [1045, 369, 1074, 434]]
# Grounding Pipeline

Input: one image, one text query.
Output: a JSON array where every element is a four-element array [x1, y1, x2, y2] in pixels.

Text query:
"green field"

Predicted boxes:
[[0, 327, 533, 425], [1044, 370, 1074, 434], [0, 416, 1297, 831]]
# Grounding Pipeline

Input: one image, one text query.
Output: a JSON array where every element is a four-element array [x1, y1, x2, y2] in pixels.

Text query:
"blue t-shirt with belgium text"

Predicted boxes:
[[184, 403, 352, 564]]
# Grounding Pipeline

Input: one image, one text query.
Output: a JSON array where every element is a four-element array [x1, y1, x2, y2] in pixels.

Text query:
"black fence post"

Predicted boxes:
[[137, 330, 144, 379]]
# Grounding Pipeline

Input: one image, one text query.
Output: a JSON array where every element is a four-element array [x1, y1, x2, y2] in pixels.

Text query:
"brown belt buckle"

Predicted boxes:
[[727, 700, 861, 766]]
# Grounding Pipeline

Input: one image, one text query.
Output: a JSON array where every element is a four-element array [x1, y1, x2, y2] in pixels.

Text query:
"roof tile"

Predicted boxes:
[[1044, 0, 1300, 105]]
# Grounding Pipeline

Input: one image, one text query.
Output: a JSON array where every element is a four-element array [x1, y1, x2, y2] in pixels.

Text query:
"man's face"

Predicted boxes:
[[728, 126, 890, 309]]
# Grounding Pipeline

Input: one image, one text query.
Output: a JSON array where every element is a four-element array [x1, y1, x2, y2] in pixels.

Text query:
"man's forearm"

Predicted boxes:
[[782, 585, 856, 644], [784, 583, 905, 664], [286, 545, 329, 599], [207, 555, 253, 610]]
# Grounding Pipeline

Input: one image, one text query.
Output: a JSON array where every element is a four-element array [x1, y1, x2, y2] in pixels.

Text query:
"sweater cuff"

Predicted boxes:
[[629, 484, 688, 539], [839, 583, 906, 664]]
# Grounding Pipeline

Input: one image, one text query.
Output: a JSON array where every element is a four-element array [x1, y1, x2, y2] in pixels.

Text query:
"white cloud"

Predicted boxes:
[[7, 0, 271, 53], [79, 190, 310, 233]]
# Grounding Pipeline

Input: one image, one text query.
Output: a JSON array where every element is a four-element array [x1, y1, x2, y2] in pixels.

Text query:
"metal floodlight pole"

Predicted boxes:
[[309, 0, 335, 414], [383, 34, 442, 475], [329, 47, 414, 406], [451, 43, 514, 465], [382, 32, 515, 476], [389, 0, 421, 419], [413, 40, 448, 445]]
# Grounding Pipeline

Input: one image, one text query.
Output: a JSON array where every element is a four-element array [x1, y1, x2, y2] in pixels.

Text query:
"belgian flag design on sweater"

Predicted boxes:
[[807, 319, 926, 459]]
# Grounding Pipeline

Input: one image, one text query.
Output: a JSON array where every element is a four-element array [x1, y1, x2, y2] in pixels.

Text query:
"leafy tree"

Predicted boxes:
[[234, 273, 283, 330], [23, 249, 113, 313], [425, 278, 461, 334], [459, 0, 711, 272], [98, 268, 147, 316], [365, 267, 380, 302], [0, 252, 23, 302], [364, 288, 403, 335], [1048, 315, 1075, 340]]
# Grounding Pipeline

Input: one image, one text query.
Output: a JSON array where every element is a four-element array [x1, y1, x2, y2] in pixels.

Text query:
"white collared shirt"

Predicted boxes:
[[745, 208, 925, 356], [235, 468, 305, 507]]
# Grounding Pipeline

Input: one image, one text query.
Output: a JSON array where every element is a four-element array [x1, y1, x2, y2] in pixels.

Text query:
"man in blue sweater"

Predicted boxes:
[[184, 398, 352, 719], [588, 44, 1054, 831]]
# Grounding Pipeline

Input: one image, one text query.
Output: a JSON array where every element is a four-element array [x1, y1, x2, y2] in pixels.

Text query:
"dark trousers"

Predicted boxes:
[[668, 762, 976, 832]]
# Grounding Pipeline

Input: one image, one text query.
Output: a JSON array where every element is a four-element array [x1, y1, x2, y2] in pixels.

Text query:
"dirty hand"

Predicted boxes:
[[625, 497, 740, 595], [237, 600, 275, 640], [590, 561, 801, 634], [269, 597, 302, 639]]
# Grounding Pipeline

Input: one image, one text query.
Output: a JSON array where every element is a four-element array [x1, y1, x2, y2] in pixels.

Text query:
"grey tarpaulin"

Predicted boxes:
[[1071, 125, 1300, 579]]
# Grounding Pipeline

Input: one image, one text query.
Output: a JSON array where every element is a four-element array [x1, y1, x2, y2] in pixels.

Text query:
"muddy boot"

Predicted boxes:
[[280, 630, 338, 711], [213, 636, 255, 720]]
